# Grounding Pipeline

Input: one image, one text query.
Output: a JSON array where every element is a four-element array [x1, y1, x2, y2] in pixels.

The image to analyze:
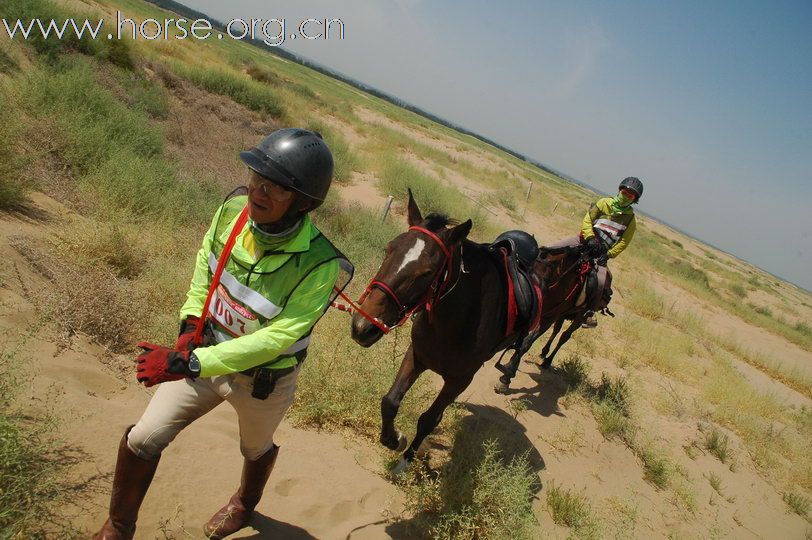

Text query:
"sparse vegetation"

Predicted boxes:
[[627, 285, 666, 320], [703, 427, 731, 463], [174, 63, 285, 118], [0, 341, 86, 537], [402, 433, 538, 540], [1, 0, 811, 537], [707, 472, 724, 495], [546, 484, 592, 529], [640, 446, 671, 489], [782, 491, 810, 518], [0, 112, 28, 209], [557, 355, 591, 391], [728, 283, 747, 298], [0, 47, 17, 73]]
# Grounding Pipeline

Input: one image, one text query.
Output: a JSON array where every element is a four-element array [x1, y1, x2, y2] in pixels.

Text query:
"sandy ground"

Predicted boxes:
[[2, 111, 811, 540]]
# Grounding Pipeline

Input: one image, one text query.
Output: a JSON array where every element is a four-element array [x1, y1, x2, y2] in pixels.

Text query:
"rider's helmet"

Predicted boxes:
[[240, 128, 334, 210], [618, 177, 643, 202]]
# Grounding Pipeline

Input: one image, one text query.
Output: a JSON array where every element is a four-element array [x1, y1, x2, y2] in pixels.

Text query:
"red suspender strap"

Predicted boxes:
[[193, 205, 250, 346]]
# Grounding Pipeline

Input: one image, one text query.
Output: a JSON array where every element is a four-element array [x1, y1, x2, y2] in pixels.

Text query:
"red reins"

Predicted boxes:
[[330, 226, 455, 334]]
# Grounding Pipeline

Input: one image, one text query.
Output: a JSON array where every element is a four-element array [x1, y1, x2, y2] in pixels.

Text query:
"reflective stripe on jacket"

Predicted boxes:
[[179, 195, 341, 377], [580, 197, 636, 258]]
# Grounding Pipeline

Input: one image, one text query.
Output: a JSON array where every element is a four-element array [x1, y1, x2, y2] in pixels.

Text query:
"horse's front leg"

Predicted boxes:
[[542, 315, 585, 369], [381, 345, 425, 452], [393, 371, 475, 474], [495, 328, 541, 393], [539, 318, 565, 368]]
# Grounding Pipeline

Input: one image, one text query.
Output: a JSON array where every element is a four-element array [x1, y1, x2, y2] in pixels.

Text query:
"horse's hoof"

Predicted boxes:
[[391, 456, 410, 476], [494, 381, 509, 394], [395, 431, 408, 453]]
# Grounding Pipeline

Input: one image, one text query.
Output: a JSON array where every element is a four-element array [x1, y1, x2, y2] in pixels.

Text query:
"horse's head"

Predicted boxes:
[[351, 190, 472, 347]]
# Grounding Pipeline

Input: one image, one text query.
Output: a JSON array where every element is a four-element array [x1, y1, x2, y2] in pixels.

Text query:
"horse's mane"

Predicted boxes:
[[423, 212, 457, 231]]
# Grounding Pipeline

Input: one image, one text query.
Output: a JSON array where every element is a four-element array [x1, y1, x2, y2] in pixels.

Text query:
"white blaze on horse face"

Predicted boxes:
[[395, 238, 426, 273]]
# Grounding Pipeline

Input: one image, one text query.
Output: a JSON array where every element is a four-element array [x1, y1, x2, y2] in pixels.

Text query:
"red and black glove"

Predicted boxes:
[[135, 342, 195, 387], [175, 316, 200, 351], [585, 236, 605, 258]]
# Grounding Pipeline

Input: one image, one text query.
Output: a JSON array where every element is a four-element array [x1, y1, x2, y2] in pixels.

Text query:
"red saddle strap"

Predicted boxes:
[[499, 248, 518, 337]]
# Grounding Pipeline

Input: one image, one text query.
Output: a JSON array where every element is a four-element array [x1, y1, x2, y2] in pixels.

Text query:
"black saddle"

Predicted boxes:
[[491, 230, 540, 271], [489, 231, 542, 330]]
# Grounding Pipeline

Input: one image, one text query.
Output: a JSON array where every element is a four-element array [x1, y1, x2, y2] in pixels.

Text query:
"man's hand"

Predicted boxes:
[[584, 235, 604, 257], [136, 342, 193, 387], [175, 316, 200, 351]]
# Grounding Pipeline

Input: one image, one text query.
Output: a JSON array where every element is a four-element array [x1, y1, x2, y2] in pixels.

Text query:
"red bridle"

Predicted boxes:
[[331, 226, 455, 334]]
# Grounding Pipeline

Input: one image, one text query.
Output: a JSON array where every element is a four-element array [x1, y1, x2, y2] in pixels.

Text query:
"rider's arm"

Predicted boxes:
[[581, 199, 609, 240], [193, 259, 340, 377], [581, 205, 599, 240], [608, 215, 636, 258]]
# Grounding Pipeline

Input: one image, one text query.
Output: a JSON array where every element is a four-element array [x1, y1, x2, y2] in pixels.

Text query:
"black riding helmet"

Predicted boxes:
[[240, 128, 334, 210], [618, 176, 643, 202]]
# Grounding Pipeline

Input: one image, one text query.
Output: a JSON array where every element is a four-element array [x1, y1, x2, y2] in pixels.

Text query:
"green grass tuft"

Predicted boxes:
[[402, 432, 538, 540], [546, 484, 591, 529], [704, 427, 731, 463], [782, 492, 810, 517], [707, 472, 724, 495], [557, 355, 591, 391], [728, 283, 747, 298], [640, 447, 671, 489]]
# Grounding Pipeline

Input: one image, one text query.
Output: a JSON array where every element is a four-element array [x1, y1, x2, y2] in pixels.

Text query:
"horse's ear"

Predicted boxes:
[[448, 219, 473, 244], [407, 188, 423, 226]]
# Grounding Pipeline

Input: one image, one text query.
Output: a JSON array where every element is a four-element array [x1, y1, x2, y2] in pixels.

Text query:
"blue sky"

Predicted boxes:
[[189, 0, 811, 290]]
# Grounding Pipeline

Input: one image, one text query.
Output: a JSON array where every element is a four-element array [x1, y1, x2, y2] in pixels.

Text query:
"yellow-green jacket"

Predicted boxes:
[[179, 195, 348, 377], [580, 197, 636, 258]]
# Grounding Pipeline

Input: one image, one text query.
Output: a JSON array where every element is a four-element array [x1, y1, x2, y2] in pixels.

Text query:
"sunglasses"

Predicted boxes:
[[249, 175, 294, 202]]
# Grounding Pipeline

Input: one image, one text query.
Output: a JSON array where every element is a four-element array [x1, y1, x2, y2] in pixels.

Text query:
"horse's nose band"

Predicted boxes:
[[334, 226, 456, 334]]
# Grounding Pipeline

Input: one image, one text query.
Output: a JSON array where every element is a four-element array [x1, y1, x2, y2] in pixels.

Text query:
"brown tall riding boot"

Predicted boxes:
[[203, 444, 279, 539], [93, 426, 160, 540]]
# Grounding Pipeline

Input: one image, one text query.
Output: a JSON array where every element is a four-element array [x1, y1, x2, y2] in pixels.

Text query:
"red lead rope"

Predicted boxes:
[[193, 205, 250, 346]]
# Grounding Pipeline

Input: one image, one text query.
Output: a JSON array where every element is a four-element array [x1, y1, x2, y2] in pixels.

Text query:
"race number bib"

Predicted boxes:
[[208, 284, 262, 338]]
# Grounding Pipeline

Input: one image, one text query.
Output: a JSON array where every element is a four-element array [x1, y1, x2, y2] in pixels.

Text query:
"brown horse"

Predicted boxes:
[[494, 243, 595, 391], [350, 191, 525, 472]]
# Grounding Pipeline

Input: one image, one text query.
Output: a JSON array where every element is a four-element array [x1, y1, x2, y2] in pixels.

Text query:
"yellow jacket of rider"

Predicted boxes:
[[580, 197, 636, 258], [179, 195, 345, 377]]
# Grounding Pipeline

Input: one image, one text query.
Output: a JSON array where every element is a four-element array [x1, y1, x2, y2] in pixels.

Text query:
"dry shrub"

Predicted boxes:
[[47, 259, 146, 353], [9, 233, 145, 353], [62, 222, 144, 280]]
